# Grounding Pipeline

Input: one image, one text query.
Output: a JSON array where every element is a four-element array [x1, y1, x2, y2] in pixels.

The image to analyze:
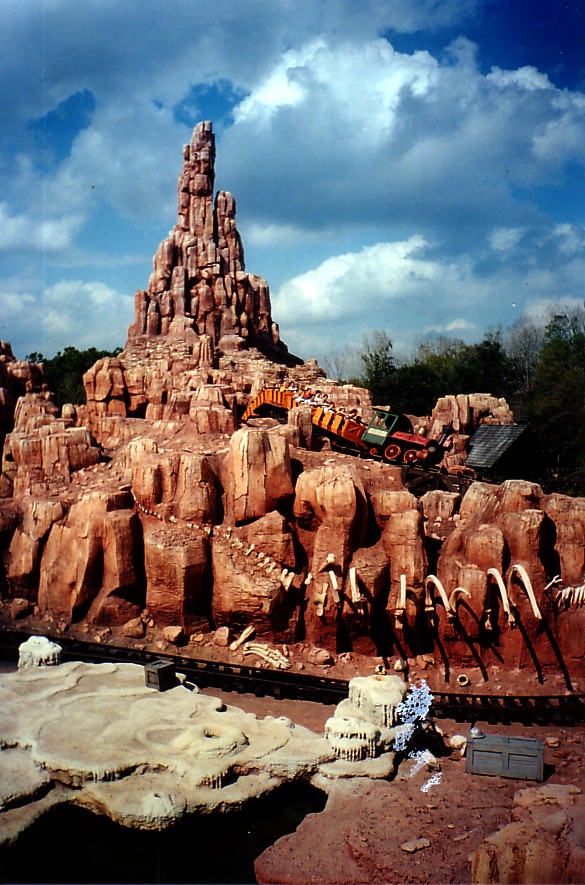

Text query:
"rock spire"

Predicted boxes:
[[129, 121, 285, 357]]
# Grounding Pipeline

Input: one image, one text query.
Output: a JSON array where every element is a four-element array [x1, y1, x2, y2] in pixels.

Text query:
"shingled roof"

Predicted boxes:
[[466, 424, 533, 469]]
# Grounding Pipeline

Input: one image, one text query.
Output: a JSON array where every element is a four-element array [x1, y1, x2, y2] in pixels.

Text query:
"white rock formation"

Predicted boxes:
[[322, 674, 407, 778], [18, 636, 62, 669], [348, 673, 406, 727], [324, 716, 380, 762], [0, 660, 332, 843]]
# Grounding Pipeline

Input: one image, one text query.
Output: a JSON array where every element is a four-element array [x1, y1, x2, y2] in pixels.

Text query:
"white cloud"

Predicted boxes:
[[274, 234, 473, 322], [520, 295, 585, 326], [234, 38, 439, 138], [219, 32, 585, 244], [244, 221, 314, 248], [489, 228, 526, 252], [273, 229, 585, 361], [0, 202, 82, 252], [552, 224, 585, 256], [0, 1, 583, 365], [4, 7, 584, 248], [422, 318, 477, 335], [0, 276, 132, 358], [42, 102, 183, 222], [532, 101, 585, 164], [487, 65, 554, 92], [43, 281, 133, 350]]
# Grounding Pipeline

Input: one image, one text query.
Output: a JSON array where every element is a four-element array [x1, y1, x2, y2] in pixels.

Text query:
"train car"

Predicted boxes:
[[242, 388, 453, 466]]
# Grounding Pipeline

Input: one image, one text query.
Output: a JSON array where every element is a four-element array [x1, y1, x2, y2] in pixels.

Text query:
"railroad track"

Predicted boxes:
[[0, 628, 348, 706], [1, 628, 584, 725]]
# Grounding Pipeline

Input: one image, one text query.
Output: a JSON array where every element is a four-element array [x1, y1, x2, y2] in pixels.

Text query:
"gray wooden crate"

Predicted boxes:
[[466, 733, 544, 781], [144, 660, 176, 691]]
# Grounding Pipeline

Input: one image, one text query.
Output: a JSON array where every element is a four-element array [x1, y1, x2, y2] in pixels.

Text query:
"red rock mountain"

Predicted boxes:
[[129, 121, 287, 358], [0, 122, 583, 689]]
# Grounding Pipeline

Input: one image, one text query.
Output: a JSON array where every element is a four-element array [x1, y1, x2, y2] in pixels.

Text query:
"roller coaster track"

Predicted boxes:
[[1, 629, 583, 725]]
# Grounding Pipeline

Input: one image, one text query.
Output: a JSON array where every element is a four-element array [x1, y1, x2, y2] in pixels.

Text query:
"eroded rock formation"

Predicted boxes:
[[0, 120, 584, 686], [471, 784, 585, 884], [129, 121, 280, 353], [0, 659, 333, 843]]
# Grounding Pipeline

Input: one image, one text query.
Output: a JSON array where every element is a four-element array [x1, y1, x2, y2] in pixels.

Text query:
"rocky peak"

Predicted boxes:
[[129, 121, 287, 360]]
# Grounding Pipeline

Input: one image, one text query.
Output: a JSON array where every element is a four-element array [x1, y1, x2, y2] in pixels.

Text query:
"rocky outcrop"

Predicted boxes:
[[427, 393, 515, 470], [223, 428, 294, 523], [0, 342, 45, 440], [542, 493, 585, 584], [430, 393, 514, 437], [143, 523, 211, 630], [81, 121, 303, 431], [294, 465, 368, 645], [2, 390, 100, 497], [37, 490, 141, 624], [373, 489, 427, 609], [128, 122, 285, 357], [130, 444, 221, 524], [1, 119, 585, 685], [79, 122, 372, 441], [430, 478, 585, 671], [471, 784, 585, 884], [211, 536, 293, 636], [6, 498, 65, 597]]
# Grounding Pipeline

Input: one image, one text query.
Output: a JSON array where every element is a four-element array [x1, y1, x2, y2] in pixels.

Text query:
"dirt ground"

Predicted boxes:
[[204, 685, 585, 885], [1, 653, 583, 884], [2, 630, 584, 884]]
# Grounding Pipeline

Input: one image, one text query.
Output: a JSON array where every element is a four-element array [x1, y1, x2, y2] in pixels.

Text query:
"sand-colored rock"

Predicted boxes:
[[343, 540, 390, 655], [2, 388, 100, 496], [0, 344, 46, 461], [543, 493, 585, 585], [143, 523, 212, 629], [88, 509, 145, 625], [245, 510, 297, 570], [433, 479, 569, 669], [224, 428, 294, 523], [428, 393, 514, 470], [294, 465, 368, 644], [372, 489, 427, 613], [471, 784, 585, 884], [124, 121, 291, 375], [6, 498, 64, 596], [131, 449, 220, 524], [0, 660, 333, 842], [211, 540, 291, 635], [37, 491, 136, 621]]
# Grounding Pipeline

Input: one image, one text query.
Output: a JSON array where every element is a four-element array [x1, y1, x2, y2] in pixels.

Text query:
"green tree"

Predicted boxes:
[[527, 310, 585, 471], [386, 361, 442, 415], [360, 331, 513, 415], [360, 331, 395, 404], [26, 346, 122, 407]]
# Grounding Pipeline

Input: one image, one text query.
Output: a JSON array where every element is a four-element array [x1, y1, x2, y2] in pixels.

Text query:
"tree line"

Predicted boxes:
[[23, 303, 585, 483], [325, 303, 585, 479], [26, 346, 121, 408]]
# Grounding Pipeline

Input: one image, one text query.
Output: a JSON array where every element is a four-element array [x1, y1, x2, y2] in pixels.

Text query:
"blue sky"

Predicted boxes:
[[1, 0, 584, 363]]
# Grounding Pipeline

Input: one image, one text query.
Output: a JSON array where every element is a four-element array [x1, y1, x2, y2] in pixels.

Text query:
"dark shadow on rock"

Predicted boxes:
[[0, 781, 328, 885]]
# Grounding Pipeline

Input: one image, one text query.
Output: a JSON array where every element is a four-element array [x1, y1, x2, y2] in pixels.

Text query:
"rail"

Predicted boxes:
[[1, 629, 583, 725]]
